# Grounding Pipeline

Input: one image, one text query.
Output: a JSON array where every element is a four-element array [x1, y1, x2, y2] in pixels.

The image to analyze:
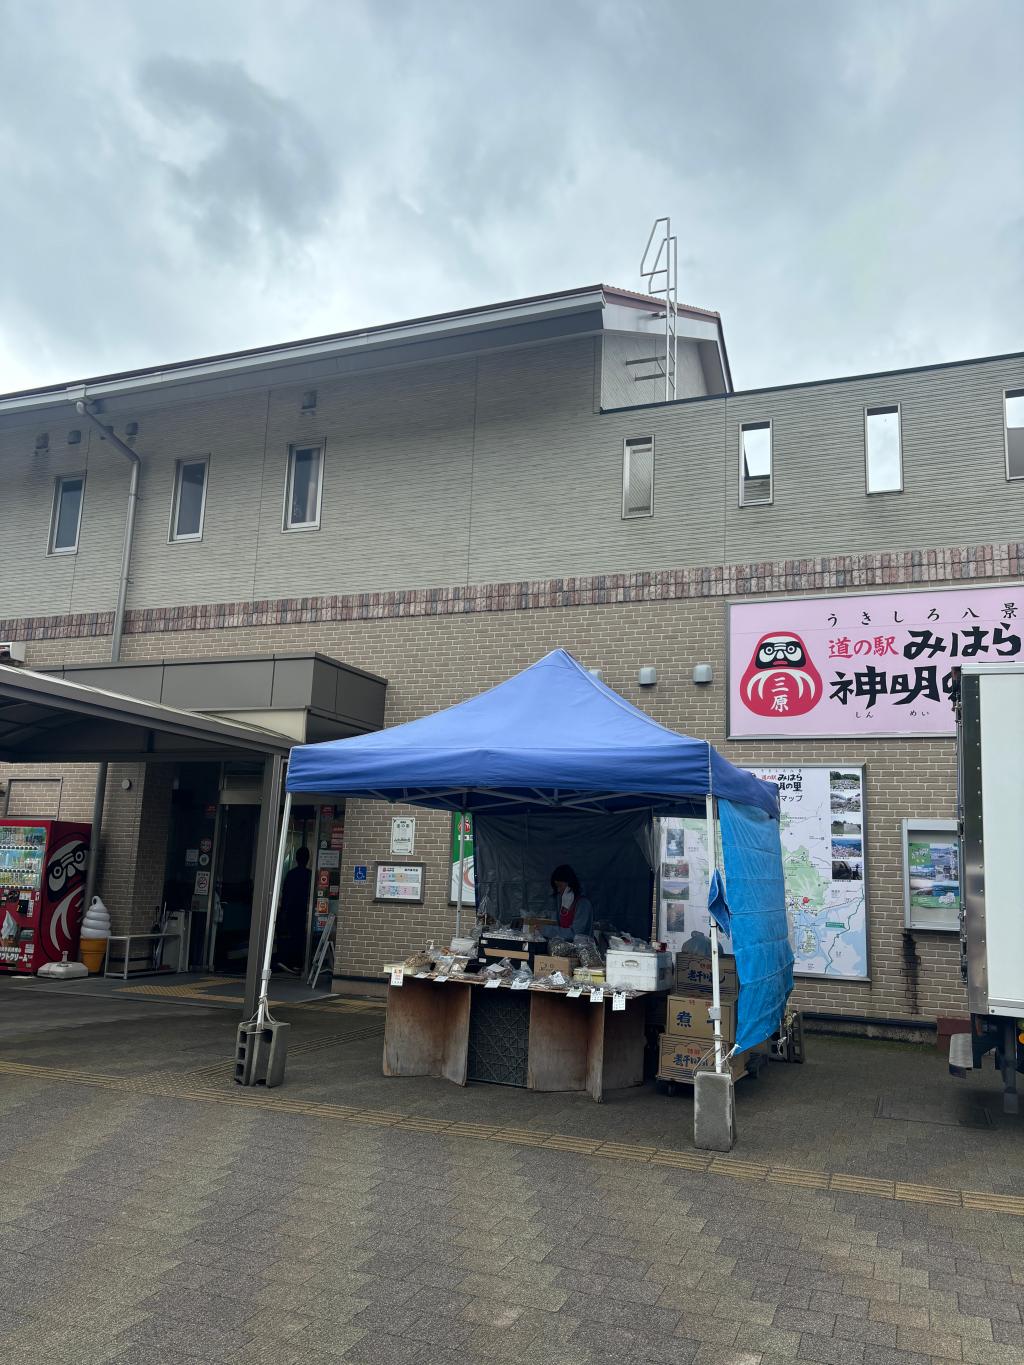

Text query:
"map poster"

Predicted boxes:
[[746, 764, 869, 980], [657, 818, 733, 957]]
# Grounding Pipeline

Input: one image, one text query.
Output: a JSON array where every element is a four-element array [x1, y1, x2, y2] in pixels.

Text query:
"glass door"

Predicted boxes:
[[208, 803, 261, 974]]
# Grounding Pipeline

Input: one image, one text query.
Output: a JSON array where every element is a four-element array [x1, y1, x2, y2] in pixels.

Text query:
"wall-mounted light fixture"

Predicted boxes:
[[302, 389, 318, 413], [587, 667, 604, 681], [34, 432, 49, 454], [638, 666, 657, 687], [124, 421, 139, 439], [67, 429, 82, 445], [693, 663, 714, 686]]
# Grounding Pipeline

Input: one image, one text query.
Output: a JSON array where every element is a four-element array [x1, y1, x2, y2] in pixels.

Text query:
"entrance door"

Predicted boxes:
[[208, 803, 261, 973]]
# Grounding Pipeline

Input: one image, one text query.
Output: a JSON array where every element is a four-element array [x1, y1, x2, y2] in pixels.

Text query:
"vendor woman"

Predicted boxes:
[[550, 864, 594, 938]]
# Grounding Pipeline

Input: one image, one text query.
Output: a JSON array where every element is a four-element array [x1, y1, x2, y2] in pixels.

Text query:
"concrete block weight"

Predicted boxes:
[[235, 1020, 290, 1087], [693, 1068, 736, 1152]]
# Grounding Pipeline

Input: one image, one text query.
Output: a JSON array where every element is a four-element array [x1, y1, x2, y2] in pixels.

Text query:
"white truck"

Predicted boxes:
[[949, 662, 1024, 1113]]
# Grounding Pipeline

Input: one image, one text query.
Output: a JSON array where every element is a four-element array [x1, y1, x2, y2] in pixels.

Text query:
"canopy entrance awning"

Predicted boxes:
[[0, 663, 294, 764], [0, 663, 296, 1019]]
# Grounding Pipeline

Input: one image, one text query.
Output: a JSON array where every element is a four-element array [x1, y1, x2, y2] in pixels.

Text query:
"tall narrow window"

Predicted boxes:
[[170, 458, 209, 542], [1005, 390, 1024, 480], [284, 444, 323, 530], [865, 405, 902, 494], [739, 421, 772, 506], [49, 475, 85, 554], [622, 436, 654, 518]]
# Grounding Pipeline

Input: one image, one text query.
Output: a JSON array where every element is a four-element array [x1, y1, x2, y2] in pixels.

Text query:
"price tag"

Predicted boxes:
[[435, 974, 448, 983], [484, 975, 502, 988], [566, 987, 582, 998], [510, 977, 530, 990], [389, 967, 404, 987], [414, 971, 430, 979], [612, 992, 626, 1012], [590, 988, 604, 1004]]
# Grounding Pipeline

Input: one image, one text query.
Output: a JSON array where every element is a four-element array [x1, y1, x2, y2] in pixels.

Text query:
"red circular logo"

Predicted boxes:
[[739, 631, 823, 718]]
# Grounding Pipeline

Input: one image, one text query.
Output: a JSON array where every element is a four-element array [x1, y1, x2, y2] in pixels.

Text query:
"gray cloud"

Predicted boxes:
[[0, 0, 1020, 394], [138, 56, 338, 256]]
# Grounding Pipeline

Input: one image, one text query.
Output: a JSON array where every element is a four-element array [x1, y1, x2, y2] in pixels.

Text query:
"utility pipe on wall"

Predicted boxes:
[[74, 402, 140, 664], [75, 400, 142, 918]]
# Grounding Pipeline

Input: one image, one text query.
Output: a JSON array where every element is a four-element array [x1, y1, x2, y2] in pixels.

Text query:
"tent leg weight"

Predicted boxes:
[[235, 1020, 290, 1088], [693, 1069, 736, 1152]]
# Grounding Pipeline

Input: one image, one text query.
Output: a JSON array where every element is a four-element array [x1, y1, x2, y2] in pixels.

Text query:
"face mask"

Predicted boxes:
[[561, 888, 574, 909]]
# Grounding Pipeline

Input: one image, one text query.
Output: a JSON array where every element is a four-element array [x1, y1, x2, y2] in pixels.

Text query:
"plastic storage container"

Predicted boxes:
[[605, 949, 674, 992]]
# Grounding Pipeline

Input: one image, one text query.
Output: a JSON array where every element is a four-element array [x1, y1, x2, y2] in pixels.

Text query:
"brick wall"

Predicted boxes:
[[3, 571, 983, 1021], [6, 534, 1014, 1019]]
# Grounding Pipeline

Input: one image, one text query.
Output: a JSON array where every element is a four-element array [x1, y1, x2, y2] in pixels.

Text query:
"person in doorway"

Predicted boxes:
[[275, 846, 312, 973], [549, 864, 594, 939]]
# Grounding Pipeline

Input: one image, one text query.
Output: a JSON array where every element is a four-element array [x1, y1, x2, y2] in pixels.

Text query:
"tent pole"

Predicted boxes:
[[255, 791, 292, 1031], [706, 793, 725, 1076], [455, 811, 466, 938]]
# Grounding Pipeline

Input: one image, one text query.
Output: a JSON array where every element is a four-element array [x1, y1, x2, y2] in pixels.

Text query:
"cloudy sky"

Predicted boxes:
[[2, 0, 1021, 395]]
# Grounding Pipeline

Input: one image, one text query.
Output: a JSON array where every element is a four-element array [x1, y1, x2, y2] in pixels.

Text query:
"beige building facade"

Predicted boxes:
[[1, 284, 1022, 1027]]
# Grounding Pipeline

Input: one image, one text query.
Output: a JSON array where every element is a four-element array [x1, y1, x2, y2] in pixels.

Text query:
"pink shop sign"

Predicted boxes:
[[728, 584, 1024, 738]]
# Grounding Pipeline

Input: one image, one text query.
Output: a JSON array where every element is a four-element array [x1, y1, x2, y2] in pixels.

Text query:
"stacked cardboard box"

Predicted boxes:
[[658, 1033, 752, 1082], [665, 990, 736, 1044], [657, 956, 743, 1083], [674, 951, 737, 994]]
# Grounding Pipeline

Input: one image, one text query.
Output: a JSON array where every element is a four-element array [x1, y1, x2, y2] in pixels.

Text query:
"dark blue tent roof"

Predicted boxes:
[[286, 648, 778, 818]]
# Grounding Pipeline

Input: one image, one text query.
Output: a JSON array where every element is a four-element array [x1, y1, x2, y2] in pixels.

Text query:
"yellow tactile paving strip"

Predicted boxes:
[[1, 1055, 1022, 1218]]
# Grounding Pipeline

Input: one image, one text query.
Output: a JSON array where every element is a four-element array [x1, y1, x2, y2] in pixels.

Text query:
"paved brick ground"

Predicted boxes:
[[2, 982, 1024, 1364]]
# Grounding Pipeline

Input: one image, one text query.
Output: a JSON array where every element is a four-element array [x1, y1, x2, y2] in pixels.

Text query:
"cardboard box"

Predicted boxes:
[[534, 954, 573, 978], [675, 952, 737, 993], [665, 991, 736, 1044], [658, 1032, 749, 1082]]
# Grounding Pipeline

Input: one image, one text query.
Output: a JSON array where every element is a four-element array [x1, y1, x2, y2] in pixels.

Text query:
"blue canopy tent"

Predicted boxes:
[[258, 649, 793, 1062]]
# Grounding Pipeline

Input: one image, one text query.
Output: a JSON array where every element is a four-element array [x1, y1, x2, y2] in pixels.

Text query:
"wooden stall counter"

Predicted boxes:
[[382, 973, 654, 1102]]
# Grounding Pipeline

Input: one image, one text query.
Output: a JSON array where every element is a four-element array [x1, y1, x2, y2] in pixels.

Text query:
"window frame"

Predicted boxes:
[[621, 434, 655, 520], [1004, 388, 1024, 482], [863, 403, 903, 496], [168, 455, 210, 544], [282, 441, 325, 532], [48, 473, 86, 556], [738, 419, 774, 508]]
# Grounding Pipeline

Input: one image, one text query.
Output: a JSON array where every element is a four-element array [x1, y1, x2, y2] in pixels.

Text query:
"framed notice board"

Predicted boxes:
[[902, 819, 959, 932], [374, 862, 425, 904]]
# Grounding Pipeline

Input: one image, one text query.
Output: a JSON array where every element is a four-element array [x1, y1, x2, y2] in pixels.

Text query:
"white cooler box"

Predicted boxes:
[[605, 949, 674, 992]]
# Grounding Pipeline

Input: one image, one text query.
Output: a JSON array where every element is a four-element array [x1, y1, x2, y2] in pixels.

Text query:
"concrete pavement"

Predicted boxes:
[[1, 980, 1023, 1364]]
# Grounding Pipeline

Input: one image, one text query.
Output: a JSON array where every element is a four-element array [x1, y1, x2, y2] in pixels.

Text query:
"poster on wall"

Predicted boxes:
[[657, 818, 732, 957], [728, 584, 1024, 739], [449, 814, 476, 905], [902, 820, 959, 932], [746, 764, 869, 980], [375, 863, 425, 903], [390, 816, 416, 856]]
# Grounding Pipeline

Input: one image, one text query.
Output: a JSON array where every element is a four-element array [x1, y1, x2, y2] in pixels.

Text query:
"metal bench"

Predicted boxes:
[[103, 931, 184, 980]]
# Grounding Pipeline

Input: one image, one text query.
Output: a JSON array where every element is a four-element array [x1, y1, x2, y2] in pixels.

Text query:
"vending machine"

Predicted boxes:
[[0, 819, 91, 974]]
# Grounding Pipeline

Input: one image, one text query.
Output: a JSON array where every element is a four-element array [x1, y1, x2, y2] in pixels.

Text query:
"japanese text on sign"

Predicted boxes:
[[729, 586, 1023, 737]]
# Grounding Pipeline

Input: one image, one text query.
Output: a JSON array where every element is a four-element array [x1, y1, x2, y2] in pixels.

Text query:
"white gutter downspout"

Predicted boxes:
[[74, 399, 142, 918]]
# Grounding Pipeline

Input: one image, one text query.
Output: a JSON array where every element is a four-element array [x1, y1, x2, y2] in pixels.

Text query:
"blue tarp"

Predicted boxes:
[[713, 800, 794, 1052], [287, 648, 778, 819]]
